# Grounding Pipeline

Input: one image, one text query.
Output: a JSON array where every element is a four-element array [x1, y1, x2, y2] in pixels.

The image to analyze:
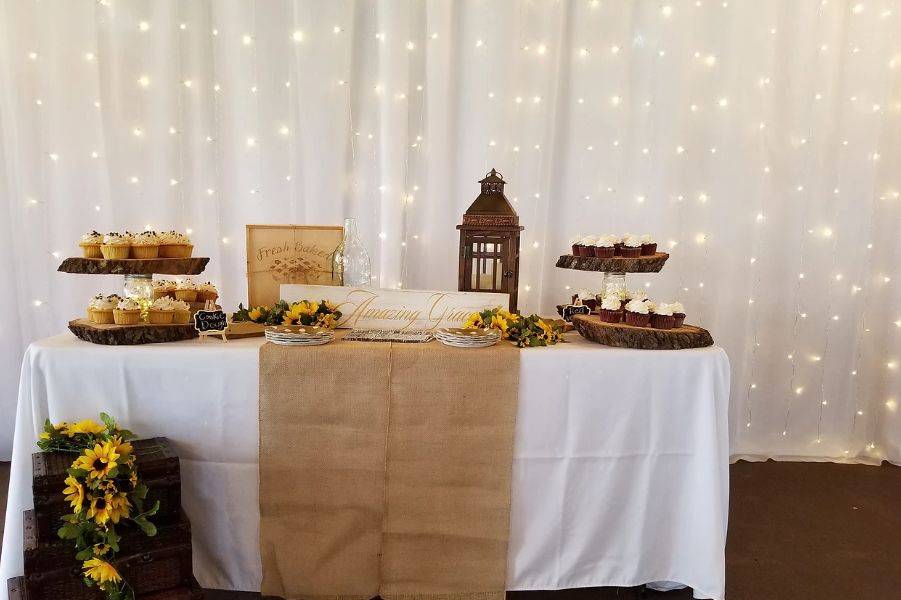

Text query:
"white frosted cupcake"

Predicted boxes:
[[669, 302, 686, 327], [624, 298, 650, 327], [86, 294, 104, 322], [640, 234, 657, 256], [598, 294, 623, 323], [152, 279, 176, 300], [158, 231, 193, 258], [101, 232, 131, 260], [148, 296, 175, 324], [79, 231, 104, 259], [174, 279, 197, 302], [621, 234, 643, 258], [131, 231, 160, 259], [91, 295, 119, 324], [196, 281, 218, 302], [650, 302, 675, 329], [171, 299, 192, 324], [113, 298, 142, 325]]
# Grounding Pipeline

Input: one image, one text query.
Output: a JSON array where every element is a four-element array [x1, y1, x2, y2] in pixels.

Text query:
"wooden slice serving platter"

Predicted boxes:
[[58, 257, 209, 275], [555, 253, 669, 273], [69, 319, 198, 345], [572, 314, 713, 350]]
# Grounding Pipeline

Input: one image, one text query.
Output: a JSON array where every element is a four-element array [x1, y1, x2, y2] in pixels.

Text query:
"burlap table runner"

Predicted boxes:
[[259, 338, 520, 600]]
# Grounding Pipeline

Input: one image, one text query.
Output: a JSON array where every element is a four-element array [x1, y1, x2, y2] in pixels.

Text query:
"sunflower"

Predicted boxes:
[[248, 307, 262, 322], [63, 419, 106, 437], [317, 313, 337, 329], [111, 437, 134, 466], [88, 493, 116, 525], [39, 431, 51, 441], [108, 493, 131, 524], [463, 312, 485, 329], [489, 314, 510, 337], [63, 476, 85, 513], [73, 442, 119, 481], [82, 557, 121, 585]]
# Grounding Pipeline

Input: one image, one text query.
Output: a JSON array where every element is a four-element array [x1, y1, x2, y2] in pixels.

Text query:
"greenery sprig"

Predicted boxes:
[[464, 307, 565, 347], [38, 413, 158, 600], [232, 299, 342, 328]]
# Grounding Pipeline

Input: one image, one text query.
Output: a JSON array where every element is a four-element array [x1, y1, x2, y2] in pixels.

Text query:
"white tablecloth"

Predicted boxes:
[[1, 333, 730, 599]]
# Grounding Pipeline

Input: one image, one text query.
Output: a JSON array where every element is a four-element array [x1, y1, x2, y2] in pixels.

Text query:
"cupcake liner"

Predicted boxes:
[[624, 311, 650, 327], [174, 289, 198, 302], [101, 244, 131, 260], [595, 246, 615, 258], [159, 243, 193, 258], [641, 243, 658, 256], [172, 310, 192, 324], [650, 314, 675, 329], [621, 246, 642, 258], [599, 309, 623, 323], [93, 309, 114, 324], [571, 244, 580, 255], [79, 243, 102, 259], [131, 245, 160, 259], [148, 309, 175, 324], [613, 243, 624, 256], [577, 246, 592, 257], [86, 308, 94, 321], [153, 289, 171, 300], [673, 313, 686, 328], [113, 309, 141, 325]]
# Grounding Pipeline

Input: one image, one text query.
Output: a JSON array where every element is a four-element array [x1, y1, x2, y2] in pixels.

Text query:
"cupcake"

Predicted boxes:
[[131, 231, 160, 259], [598, 294, 623, 323], [670, 302, 686, 328], [113, 298, 142, 325], [640, 234, 657, 256], [79, 231, 104, 259], [152, 279, 176, 300], [159, 231, 193, 258], [148, 297, 175, 324], [86, 294, 103, 321], [624, 299, 650, 327], [649, 303, 675, 329], [101, 232, 131, 260], [613, 235, 625, 256], [91, 295, 119, 324], [570, 234, 584, 256], [623, 288, 647, 304], [578, 235, 598, 257], [171, 299, 192, 324], [174, 279, 198, 302], [621, 234, 643, 258], [594, 235, 617, 258], [196, 281, 219, 302]]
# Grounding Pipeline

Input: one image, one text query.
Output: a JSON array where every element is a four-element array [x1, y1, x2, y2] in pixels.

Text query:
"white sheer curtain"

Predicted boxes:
[[0, 0, 898, 463]]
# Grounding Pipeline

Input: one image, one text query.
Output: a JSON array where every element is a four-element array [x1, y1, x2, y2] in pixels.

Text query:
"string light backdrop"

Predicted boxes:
[[0, 0, 898, 464]]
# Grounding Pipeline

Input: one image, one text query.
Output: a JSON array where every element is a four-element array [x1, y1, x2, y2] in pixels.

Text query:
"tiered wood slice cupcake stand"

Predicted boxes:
[[59, 256, 210, 345], [555, 251, 714, 349]]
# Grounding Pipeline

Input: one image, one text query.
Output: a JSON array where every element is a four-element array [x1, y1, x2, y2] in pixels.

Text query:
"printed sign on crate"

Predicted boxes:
[[281, 284, 509, 331]]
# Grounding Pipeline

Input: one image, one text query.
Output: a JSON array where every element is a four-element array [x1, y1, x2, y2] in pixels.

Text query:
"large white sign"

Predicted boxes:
[[280, 284, 509, 331]]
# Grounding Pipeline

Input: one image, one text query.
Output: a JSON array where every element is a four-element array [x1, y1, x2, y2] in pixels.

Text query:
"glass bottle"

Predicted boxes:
[[332, 218, 372, 286]]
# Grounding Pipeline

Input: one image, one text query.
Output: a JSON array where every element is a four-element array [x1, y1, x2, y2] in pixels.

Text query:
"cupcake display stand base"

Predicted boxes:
[[572, 315, 714, 350], [68, 319, 199, 345], [58, 256, 209, 275]]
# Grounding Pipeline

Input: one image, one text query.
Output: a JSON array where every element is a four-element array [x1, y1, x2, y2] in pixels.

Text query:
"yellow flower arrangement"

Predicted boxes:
[[83, 557, 122, 585], [38, 413, 158, 600], [233, 299, 342, 328], [465, 307, 564, 347]]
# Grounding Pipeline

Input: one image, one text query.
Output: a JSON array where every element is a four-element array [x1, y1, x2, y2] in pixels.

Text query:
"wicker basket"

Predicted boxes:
[[32, 437, 181, 541]]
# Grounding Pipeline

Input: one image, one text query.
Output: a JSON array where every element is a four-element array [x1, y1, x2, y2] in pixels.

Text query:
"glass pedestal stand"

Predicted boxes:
[[123, 274, 154, 316]]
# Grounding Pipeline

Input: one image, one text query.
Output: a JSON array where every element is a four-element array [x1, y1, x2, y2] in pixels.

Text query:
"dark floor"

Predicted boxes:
[[2, 460, 900, 600]]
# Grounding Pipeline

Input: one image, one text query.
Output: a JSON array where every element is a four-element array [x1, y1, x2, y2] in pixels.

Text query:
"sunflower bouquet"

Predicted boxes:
[[37, 414, 158, 600], [463, 307, 565, 347], [233, 299, 342, 328]]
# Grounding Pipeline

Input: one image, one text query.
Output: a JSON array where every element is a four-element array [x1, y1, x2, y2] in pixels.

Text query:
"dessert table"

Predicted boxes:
[[0, 333, 730, 600]]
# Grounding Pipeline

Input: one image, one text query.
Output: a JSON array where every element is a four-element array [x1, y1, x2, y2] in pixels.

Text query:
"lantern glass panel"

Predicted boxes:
[[469, 236, 506, 292]]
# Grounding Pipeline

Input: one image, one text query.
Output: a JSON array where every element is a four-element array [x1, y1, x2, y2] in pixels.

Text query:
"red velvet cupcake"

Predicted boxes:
[[650, 313, 675, 329], [623, 299, 650, 327], [670, 302, 686, 328], [640, 234, 657, 256]]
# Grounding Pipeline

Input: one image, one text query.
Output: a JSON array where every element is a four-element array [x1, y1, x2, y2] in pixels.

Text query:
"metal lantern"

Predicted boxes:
[[457, 169, 524, 312]]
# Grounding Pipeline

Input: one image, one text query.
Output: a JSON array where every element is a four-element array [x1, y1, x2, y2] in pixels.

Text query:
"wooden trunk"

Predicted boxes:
[[22, 509, 193, 600], [32, 438, 181, 541]]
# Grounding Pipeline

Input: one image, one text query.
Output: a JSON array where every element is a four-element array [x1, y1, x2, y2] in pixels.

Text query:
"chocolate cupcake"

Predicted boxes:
[[570, 235, 583, 256], [594, 235, 617, 258], [640, 234, 657, 256], [670, 302, 686, 328], [579, 235, 598, 257], [598, 295, 623, 323], [649, 303, 676, 329], [621, 234, 642, 258], [623, 299, 650, 327]]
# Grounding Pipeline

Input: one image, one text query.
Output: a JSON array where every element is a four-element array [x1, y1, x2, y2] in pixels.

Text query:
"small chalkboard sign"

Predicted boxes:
[[561, 303, 591, 322], [194, 301, 228, 341]]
